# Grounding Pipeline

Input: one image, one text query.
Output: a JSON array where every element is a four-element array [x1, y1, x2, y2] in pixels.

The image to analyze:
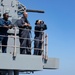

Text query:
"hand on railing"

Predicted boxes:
[[3, 25, 13, 29], [0, 26, 48, 57]]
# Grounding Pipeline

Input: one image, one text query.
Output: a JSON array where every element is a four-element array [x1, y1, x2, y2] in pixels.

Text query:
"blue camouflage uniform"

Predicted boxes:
[[0, 18, 12, 53]]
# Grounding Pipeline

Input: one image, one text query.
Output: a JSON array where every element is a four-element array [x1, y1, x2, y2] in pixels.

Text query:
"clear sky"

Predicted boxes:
[[19, 0, 75, 75]]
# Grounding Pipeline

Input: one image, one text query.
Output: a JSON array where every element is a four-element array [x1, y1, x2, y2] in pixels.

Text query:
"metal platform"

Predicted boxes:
[[43, 58, 59, 69], [0, 54, 43, 71], [0, 51, 59, 75], [0, 53, 59, 71]]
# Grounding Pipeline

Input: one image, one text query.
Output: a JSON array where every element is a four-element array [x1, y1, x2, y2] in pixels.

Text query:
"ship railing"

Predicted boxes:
[[0, 26, 48, 60]]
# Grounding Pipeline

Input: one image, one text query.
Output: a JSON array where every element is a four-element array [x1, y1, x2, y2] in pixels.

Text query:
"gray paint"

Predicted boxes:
[[0, 54, 43, 71], [43, 58, 59, 69]]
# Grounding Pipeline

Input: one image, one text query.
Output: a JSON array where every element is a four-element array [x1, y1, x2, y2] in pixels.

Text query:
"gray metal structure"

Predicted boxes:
[[0, 0, 59, 75]]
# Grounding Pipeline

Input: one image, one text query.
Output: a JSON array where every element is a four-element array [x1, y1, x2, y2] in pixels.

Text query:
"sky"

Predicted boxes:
[[19, 0, 75, 75]]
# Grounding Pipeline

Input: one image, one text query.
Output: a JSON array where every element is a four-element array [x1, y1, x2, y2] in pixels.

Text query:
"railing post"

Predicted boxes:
[[13, 27, 17, 58], [44, 34, 48, 63], [42, 32, 45, 58]]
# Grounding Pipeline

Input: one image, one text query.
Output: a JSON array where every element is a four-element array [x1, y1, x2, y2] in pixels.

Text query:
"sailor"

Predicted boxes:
[[34, 20, 47, 55], [17, 11, 32, 54], [0, 13, 12, 53]]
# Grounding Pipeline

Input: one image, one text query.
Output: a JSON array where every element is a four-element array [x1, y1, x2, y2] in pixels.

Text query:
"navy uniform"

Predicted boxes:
[[0, 18, 12, 53], [17, 17, 32, 54], [34, 20, 47, 55]]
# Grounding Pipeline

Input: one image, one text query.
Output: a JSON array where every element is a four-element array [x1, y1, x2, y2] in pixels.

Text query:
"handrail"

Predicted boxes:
[[0, 26, 48, 59]]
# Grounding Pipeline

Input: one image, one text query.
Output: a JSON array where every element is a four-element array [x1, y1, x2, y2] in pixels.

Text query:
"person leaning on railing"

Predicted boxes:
[[16, 11, 32, 55], [0, 13, 12, 53], [34, 20, 47, 55]]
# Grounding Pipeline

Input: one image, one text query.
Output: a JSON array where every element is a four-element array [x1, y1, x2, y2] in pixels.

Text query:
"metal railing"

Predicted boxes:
[[0, 26, 48, 59]]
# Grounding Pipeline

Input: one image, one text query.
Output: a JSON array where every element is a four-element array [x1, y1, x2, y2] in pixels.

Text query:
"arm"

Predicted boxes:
[[3, 20, 13, 29], [17, 19, 28, 28], [3, 25, 12, 29], [35, 25, 41, 30], [27, 25, 32, 30], [43, 24, 47, 30]]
